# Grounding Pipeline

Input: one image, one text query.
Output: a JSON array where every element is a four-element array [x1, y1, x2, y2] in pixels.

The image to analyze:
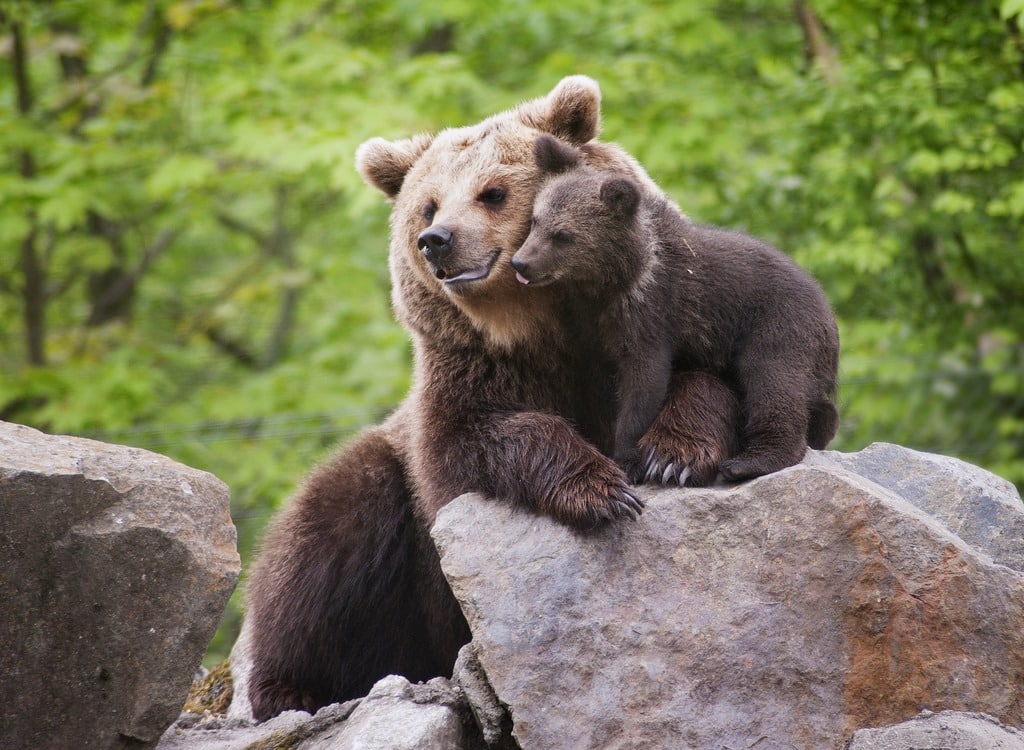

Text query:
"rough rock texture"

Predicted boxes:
[[432, 444, 1024, 750], [301, 675, 470, 750], [0, 421, 240, 750], [808, 442, 1024, 573], [847, 710, 1024, 749], [159, 701, 360, 750], [453, 642, 513, 746], [157, 674, 478, 750], [225, 618, 253, 722]]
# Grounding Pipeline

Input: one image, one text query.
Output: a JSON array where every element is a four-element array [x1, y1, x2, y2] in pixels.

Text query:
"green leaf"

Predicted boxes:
[[1000, 0, 1024, 21], [145, 155, 217, 198], [932, 190, 975, 215], [37, 186, 92, 231]]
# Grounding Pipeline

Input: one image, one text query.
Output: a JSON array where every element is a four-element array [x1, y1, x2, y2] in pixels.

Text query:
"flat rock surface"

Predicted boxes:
[[432, 445, 1024, 749]]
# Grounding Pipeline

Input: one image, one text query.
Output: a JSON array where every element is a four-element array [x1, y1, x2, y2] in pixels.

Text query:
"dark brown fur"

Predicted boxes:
[[246, 77, 674, 721], [515, 135, 839, 484], [635, 371, 742, 486]]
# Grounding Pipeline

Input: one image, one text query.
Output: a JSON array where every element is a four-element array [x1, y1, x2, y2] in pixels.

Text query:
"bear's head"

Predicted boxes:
[[511, 134, 642, 291], [356, 76, 655, 350]]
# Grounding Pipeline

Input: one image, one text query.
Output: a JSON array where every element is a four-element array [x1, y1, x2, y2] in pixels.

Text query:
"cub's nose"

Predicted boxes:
[[417, 226, 454, 264], [510, 255, 533, 285]]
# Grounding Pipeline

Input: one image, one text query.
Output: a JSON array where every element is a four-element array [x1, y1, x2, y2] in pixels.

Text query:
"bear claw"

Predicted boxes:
[[615, 489, 644, 521]]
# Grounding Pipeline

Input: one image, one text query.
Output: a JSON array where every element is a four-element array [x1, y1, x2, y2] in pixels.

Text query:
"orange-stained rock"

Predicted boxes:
[[432, 444, 1024, 749]]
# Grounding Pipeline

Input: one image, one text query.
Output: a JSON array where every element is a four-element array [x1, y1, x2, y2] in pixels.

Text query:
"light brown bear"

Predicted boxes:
[[512, 134, 840, 483], [244, 76, 737, 721]]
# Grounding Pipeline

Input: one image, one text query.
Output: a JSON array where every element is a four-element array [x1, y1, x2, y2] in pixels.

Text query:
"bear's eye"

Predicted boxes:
[[553, 229, 574, 245], [477, 186, 507, 206], [422, 200, 437, 223]]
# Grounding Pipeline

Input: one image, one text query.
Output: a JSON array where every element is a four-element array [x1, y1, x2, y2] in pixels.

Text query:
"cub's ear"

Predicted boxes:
[[355, 134, 434, 198], [516, 75, 601, 145], [599, 177, 641, 219], [534, 134, 581, 174]]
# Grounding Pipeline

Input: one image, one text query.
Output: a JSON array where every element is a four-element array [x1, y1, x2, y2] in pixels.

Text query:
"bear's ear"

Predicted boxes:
[[599, 177, 641, 219], [534, 134, 581, 174], [355, 133, 434, 198], [517, 75, 601, 145]]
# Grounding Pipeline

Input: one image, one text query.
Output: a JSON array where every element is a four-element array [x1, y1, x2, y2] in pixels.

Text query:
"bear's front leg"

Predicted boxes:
[[497, 411, 645, 527], [630, 371, 741, 487], [417, 409, 643, 529]]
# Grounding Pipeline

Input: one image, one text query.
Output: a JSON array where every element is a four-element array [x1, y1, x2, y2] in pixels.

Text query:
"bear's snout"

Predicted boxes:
[[511, 254, 530, 278], [417, 226, 454, 269]]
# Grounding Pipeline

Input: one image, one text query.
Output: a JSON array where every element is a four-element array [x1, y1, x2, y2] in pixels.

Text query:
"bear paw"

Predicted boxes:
[[549, 460, 644, 528], [625, 439, 723, 488], [624, 371, 741, 488]]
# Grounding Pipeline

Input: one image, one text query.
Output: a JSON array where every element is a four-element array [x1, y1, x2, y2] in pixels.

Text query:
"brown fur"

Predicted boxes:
[[514, 135, 839, 483], [635, 371, 742, 487], [247, 77, 677, 721]]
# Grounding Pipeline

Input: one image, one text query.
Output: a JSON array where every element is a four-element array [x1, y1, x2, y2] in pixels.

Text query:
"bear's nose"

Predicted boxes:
[[417, 226, 454, 265], [510, 255, 529, 275]]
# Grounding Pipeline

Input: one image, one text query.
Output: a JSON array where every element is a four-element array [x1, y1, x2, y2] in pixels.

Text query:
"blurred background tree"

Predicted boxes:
[[3, 0, 1022, 663]]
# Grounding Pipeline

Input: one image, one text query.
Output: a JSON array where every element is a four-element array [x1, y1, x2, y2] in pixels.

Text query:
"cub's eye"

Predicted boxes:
[[422, 201, 437, 222], [477, 186, 507, 206], [553, 230, 574, 245]]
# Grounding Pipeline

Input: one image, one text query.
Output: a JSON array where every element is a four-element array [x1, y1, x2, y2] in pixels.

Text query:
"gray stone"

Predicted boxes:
[[225, 618, 253, 723], [299, 675, 468, 750], [453, 642, 511, 746], [432, 447, 1024, 750], [158, 702, 359, 750], [0, 421, 240, 750], [808, 442, 1024, 572], [158, 675, 472, 750], [847, 710, 1024, 749]]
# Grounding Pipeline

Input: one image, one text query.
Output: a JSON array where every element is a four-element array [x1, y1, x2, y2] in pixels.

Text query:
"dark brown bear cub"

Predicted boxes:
[[513, 135, 839, 482]]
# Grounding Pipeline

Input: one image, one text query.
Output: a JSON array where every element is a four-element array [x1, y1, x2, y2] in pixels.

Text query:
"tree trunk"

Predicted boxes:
[[9, 18, 46, 365], [794, 1, 839, 84]]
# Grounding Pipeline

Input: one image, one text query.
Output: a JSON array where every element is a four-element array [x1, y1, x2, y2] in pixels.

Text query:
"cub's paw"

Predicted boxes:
[[629, 371, 741, 487], [550, 458, 644, 528], [630, 439, 722, 488], [719, 447, 803, 483]]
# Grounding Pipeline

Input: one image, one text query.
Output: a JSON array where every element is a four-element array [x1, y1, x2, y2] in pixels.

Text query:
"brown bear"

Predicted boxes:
[[245, 76, 729, 721], [512, 134, 839, 483]]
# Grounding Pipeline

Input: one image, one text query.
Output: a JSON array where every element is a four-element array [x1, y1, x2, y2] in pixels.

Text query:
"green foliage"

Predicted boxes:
[[2, 0, 1022, 664]]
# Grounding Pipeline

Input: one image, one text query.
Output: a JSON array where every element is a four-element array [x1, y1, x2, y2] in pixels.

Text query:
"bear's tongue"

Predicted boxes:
[[445, 264, 491, 283], [515, 272, 530, 285], [443, 250, 500, 284]]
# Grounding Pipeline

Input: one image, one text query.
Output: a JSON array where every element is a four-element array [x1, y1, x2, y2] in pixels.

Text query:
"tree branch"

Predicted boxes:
[[86, 228, 180, 326], [204, 325, 260, 369], [216, 211, 269, 248], [262, 186, 297, 368], [1006, 17, 1024, 79], [794, 1, 839, 84], [140, 17, 173, 87]]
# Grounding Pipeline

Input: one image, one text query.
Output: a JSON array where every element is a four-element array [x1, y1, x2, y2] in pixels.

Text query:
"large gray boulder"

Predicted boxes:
[[0, 421, 240, 750], [432, 443, 1024, 749]]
